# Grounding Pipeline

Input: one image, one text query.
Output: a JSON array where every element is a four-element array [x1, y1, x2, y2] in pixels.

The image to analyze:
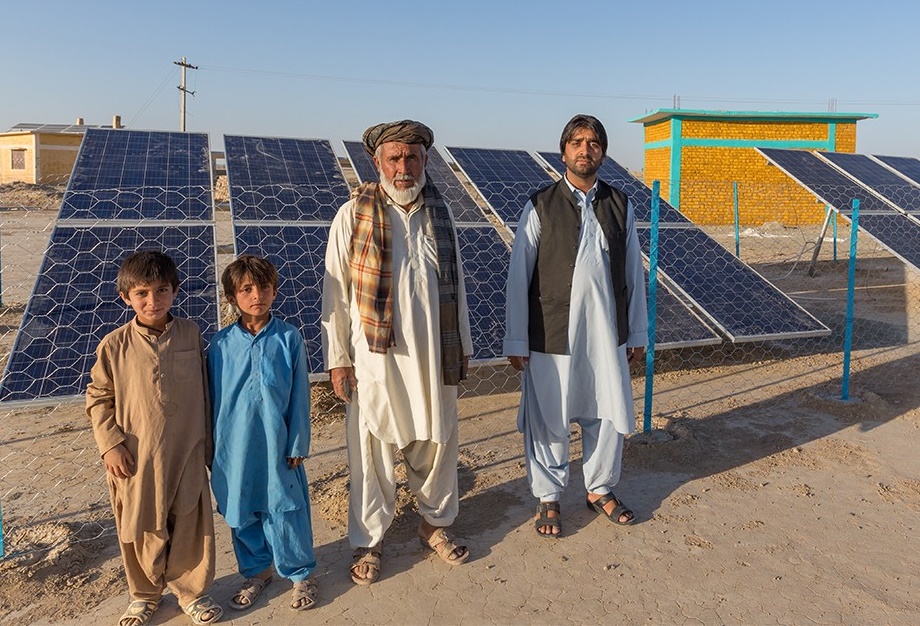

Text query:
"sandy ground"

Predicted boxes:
[[1, 184, 919, 624]]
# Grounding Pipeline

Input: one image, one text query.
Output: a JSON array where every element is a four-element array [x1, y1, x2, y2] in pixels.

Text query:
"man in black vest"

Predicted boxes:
[[504, 114, 648, 538]]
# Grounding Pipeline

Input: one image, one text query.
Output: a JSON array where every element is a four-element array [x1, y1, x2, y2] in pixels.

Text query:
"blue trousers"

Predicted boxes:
[[231, 508, 316, 582], [523, 413, 625, 502]]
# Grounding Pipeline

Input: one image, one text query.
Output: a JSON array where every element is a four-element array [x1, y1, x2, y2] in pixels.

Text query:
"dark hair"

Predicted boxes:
[[117, 250, 179, 295], [221, 254, 279, 298], [559, 114, 608, 155]]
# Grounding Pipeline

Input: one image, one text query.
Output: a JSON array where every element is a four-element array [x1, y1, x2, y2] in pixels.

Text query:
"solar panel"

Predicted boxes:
[[233, 224, 329, 373], [0, 225, 218, 401], [426, 148, 488, 224], [445, 147, 554, 225], [873, 155, 920, 189], [856, 214, 920, 269], [757, 148, 890, 215], [343, 140, 378, 185], [457, 226, 510, 360], [224, 135, 350, 222], [537, 151, 689, 224], [818, 152, 920, 214], [639, 227, 830, 341], [60, 129, 213, 221]]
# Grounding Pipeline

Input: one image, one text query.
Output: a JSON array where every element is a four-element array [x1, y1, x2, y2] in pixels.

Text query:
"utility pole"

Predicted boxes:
[[174, 57, 198, 132]]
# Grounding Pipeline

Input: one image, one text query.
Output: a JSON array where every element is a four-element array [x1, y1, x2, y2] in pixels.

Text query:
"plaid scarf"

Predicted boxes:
[[349, 181, 466, 385]]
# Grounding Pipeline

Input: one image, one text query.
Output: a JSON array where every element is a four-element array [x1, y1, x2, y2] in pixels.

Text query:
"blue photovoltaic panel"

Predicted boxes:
[[638, 227, 829, 341], [457, 226, 510, 360], [343, 140, 379, 185], [0, 225, 218, 401], [427, 148, 488, 224], [653, 275, 722, 348], [874, 155, 920, 188], [819, 152, 920, 214], [537, 151, 689, 224], [757, 148, 890, 215], [446, 147, 554, 225], [234, 224, 329, 373], [856, 214, 920, 270], [60, 128, 213, 221], [225, 136, 350, 222]]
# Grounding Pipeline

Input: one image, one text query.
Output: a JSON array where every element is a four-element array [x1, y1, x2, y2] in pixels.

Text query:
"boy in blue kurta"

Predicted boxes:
[[207, 255, 317, 612]]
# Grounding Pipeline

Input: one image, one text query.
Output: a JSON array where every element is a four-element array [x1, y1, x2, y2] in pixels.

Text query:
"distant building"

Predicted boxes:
[[0, 116, 123, 185], [630, 109, 878, 225]]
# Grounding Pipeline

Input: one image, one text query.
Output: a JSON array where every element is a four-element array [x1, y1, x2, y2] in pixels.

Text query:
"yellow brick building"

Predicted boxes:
[[629, 110, 877, 225]]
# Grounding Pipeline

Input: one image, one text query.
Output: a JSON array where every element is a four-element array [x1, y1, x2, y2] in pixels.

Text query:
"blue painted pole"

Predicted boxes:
[[733, 182, 740, 257], [643, 181, 661, 433], [842, 199, 859, 400]]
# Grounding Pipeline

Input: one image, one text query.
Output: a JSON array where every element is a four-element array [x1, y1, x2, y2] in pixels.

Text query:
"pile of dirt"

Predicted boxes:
[[0, 182, 65, 211]]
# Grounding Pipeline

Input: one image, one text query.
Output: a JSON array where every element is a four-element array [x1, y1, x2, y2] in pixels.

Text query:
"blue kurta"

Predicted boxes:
[[208, 316, 312, 528]]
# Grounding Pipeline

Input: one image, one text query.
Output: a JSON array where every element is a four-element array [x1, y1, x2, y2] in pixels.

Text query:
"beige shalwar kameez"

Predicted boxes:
[[86, 316, 215, 605]]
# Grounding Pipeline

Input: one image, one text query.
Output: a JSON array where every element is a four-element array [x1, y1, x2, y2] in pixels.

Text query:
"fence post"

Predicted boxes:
[[842, 199, 859, 400], [733, 181, 740, 257], [643, 181, 660, 433]]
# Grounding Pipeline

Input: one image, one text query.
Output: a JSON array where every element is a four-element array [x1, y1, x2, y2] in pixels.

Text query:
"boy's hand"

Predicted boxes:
[[103, 444, 136, 478], [330, 366, 357, 403], [287, 456, 306, 469]]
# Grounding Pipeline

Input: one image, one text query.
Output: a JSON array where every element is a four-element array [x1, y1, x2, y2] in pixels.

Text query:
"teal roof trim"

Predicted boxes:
[[630, 109, 878, 125]]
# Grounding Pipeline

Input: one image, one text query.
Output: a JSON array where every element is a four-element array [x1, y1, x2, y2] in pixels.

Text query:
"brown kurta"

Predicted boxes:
[[86, 316, 212, 543]]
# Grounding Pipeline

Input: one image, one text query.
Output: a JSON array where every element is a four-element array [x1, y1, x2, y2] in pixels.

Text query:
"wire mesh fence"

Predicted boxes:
[[1, 172, 919, 575]]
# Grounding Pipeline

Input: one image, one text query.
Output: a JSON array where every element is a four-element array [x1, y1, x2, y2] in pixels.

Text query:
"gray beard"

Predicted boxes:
[[380, 170, 426, 206]]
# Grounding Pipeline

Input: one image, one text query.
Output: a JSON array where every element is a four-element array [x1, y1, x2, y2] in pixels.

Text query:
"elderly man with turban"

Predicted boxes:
[[321, 120, 472, 585]]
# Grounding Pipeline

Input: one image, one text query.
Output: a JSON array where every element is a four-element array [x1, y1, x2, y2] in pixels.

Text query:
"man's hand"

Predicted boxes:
[[626, 347, 646, 364], [330, 366, 357, 403], [287, 456, 306, 469], [508, 356, 530, 371], [103, 444, 136, 479]]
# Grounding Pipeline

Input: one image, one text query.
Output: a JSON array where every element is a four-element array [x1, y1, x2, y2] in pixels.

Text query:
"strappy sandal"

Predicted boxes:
[[350, 545, 382, 586], [419, 525, 470, 565], [229, 575, 272, 611], [586, 492, 635, 525], [182, 595, 223, 625], [119, 599, 159, 626], [535, 501, 562, 538], [290, 578, 318, 611]]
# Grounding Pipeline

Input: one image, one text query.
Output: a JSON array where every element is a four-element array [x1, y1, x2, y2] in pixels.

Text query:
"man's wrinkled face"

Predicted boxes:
[[561, 127, 604, 180], [375, 142, 428, 206]]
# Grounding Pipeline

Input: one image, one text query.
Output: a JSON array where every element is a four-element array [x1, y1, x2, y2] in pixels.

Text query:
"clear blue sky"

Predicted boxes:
[[5, 0, 918, 171]]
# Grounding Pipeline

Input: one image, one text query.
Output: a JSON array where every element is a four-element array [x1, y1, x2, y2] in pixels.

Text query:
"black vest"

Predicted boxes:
[[527, 178, 630, 354]]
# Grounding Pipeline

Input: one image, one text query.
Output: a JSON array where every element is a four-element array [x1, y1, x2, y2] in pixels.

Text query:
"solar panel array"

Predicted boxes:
[[225, 136, 349, 222], [60, 128, 213, 221], [446, 147, 554, 225], [759, 148, 920, 272], [819, 152, 920, 214], [456, 226, 510, 359], [1, 129, 219, 401], [343, 140, 379, 184], [874, 155, 920, 187]]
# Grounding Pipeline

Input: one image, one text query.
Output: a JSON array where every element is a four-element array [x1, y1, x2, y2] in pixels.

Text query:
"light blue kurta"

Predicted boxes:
[[504, 178, 648, 440], [208, 316, 312, 528]]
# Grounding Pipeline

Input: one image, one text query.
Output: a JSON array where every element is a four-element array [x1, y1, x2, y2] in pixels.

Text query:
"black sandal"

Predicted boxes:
[[535, 501, 562, 538], [586, 493, 635, 525]]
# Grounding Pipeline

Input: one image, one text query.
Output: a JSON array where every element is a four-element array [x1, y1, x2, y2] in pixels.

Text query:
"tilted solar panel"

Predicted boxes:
[[343, 140, 379, 185], [638, 227, 829, 341], [536, 151, 689, 224], [445, 147, 554, 225], [426, 148, 488, 224], [0, 225, 218, 401], [873, 155, 920, 189], [225, 135, 350, 222], [60, 128, 213, 221], [757, 148, 890, 215], [819, 152, 920, 214], [233, 224, 329, 373], [456, 226, 510, 360]]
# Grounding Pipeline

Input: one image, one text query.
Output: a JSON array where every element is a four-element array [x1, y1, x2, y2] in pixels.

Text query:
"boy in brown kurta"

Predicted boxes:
[[86, 250, 222, 626]]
